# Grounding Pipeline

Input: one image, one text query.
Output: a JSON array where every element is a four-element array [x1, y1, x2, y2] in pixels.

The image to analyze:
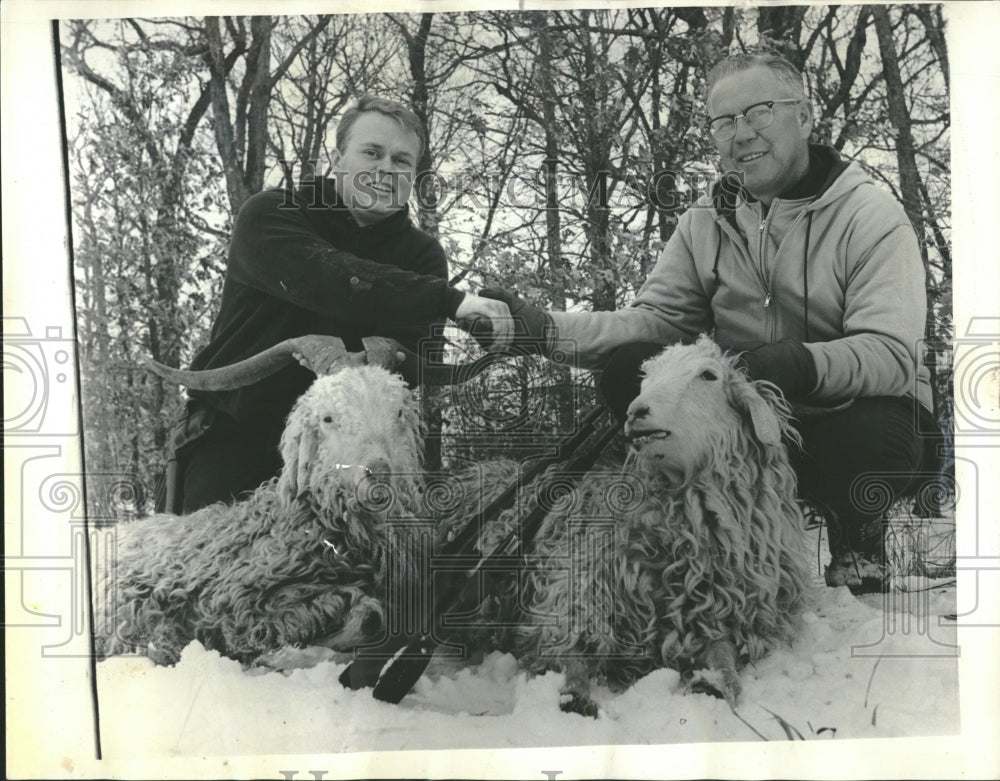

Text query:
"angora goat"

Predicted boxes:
[[96, 365, 426, 666], [441, 337, 809, 714]]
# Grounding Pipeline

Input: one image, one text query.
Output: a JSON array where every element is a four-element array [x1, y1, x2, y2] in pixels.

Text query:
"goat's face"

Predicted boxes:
[[279, 366, 423, 502], [623, 337, 782, 481]]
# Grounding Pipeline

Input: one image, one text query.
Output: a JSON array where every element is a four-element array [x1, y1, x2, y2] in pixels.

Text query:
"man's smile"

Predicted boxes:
[[362, 179, 396, 201], [737, 150, 768, 164]]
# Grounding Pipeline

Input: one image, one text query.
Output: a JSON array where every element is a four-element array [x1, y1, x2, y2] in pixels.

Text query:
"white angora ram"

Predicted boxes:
[[96, 365, 427, 666], [443, 337, 810, 714]]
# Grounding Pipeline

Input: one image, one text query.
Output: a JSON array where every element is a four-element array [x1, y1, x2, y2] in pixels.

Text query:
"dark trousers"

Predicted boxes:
[[180, 421, 284, 514], [600, 343, 941, 558], [157, 401, 284, 515]]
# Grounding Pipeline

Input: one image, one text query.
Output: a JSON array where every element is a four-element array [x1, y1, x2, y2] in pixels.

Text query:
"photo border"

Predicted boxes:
[[4, 1, 998, 778]]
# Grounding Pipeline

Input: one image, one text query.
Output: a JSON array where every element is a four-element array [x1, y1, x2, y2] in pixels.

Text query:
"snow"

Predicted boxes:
[[96, 540, 960, 759]]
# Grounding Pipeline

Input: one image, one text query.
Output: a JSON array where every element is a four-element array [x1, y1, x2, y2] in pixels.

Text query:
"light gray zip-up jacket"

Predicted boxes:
[[550, 156, 933, 413]]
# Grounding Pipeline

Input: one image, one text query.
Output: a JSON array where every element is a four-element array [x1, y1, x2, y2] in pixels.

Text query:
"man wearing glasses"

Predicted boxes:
[[479, 53, 938, 595]]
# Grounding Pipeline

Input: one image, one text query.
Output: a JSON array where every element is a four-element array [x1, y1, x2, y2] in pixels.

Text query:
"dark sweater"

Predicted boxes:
[[778, 143, 850, 201], [188, 180, 464, 439]]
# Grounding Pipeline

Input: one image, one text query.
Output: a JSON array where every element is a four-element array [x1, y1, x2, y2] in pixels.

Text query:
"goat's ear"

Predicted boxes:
[[278, 404, 316, 503], [731, 382, 781, 447]]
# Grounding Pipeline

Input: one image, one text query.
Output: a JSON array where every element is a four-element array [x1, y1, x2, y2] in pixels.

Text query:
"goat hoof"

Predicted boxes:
[[256, 646, 336, 672], [145, 628, 187, 667], [825, 552, 889, 595], [686, 668, 741, 708], [559, 691, 599, 718]]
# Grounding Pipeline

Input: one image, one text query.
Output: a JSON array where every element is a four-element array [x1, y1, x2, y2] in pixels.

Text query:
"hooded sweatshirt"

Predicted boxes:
[[188, 179, 465, 440], [550, 145, 933, 413]]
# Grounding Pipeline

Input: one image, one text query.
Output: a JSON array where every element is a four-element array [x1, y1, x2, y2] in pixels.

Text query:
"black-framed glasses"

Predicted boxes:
[[705, 99, 801, 142]]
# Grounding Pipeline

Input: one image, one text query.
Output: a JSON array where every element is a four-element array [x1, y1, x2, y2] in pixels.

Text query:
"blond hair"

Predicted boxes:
[[335, 95, 426, 160]]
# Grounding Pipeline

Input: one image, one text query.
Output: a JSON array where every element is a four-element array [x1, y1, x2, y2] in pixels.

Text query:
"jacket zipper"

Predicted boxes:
[[715, 215, 769, 341], [757, 208, 775, 341], [758, 203, 811, 343]]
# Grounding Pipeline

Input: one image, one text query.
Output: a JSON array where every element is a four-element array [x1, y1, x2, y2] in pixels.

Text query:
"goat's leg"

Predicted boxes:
[[334, 597, 410, 691], [145, 621, 193, 667], [244, 591, 388, 675], [253, 646, 338, 671], [558, 660, 599, 717], [684, 639, 741, 707], [324, 595, 385, 649]]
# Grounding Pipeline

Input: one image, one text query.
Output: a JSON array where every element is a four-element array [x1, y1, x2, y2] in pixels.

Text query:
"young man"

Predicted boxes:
[[161, 96, 510, 514], [479, 54, 939, 594]]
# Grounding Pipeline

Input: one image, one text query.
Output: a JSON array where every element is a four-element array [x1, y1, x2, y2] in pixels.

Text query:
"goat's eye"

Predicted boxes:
[[699, 369, 718, 381], [397, 409, 403, 419], [322, 415, 334, 424]]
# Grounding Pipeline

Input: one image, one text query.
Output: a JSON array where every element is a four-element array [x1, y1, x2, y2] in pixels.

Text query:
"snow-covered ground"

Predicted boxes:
[[97, 535, 959, 759]]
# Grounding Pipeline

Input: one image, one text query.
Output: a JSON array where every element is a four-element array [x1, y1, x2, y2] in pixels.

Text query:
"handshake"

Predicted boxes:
[[455, 287, 555, 356], [454, 290, 819, 405]]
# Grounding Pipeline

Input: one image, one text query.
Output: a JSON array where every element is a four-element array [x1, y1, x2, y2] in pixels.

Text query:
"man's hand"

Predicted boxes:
[[478, 287, 554, 355], [454, 293, 514, 349], [725, 339, 818, 401]]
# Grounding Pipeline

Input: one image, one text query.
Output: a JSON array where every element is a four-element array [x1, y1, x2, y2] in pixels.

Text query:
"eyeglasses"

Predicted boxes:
[[705, 99, 801, 142]]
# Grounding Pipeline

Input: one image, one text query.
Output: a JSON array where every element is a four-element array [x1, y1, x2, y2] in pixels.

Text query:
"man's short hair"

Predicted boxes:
[[335, 95, 426, 161], [706, 53, 807, 103]]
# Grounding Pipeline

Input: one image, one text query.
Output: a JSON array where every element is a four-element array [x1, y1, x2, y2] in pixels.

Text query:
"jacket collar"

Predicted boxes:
[[778, 143, 850, 201], [291, 177, 414, 235], [711, 143, 852, 222]]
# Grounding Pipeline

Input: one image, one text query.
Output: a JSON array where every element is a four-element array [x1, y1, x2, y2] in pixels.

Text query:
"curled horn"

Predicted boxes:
[[145, 334, 498, 390], [144, 335, 363, 391]]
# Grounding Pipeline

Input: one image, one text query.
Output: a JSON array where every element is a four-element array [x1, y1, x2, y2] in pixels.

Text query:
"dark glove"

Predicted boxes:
[[728, 339, 818, 401], [600, 342, 666, 423], [478, 287, 554, 355]]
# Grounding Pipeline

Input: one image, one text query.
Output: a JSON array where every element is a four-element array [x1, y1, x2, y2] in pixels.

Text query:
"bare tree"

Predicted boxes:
[[203, 15, 332, 212]]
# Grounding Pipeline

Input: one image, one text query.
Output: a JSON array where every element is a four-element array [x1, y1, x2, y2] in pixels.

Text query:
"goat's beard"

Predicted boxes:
[[322, 464, 423, 514], [299, 472, 427, 586], [625, 448, 703, 491], [308, 470, 425, 524]]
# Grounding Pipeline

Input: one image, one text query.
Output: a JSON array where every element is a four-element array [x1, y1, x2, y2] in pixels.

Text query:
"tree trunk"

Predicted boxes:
[[756, 6, 808, 69], [399, 13, 444, 471], [533, 14, 565, 306], [873, 5, 939, 418], [911, 5, 949, 91], [872, 6, 924, 249], [530, 12, 575, 430], [205, 17, 250, 212], [577, 12, 616, 312], [244, 16, 273, 197], [644, 11, 670, 245], [409, 14, 438, 237]]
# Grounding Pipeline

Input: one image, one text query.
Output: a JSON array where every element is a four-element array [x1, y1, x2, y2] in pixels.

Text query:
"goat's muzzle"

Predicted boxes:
[[625, 427, 671, 452]]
